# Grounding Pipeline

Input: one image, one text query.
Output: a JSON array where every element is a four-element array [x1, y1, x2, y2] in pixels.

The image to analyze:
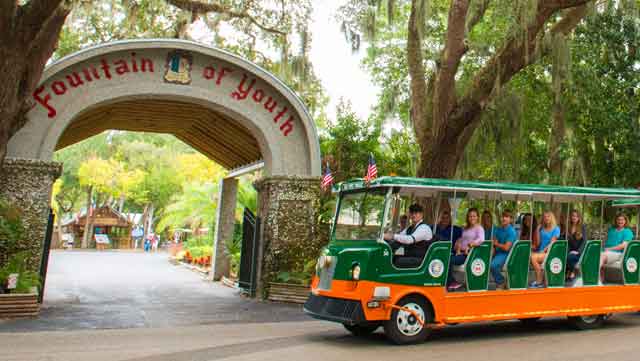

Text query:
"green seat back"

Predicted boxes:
[[505, 240, 531, 290], [544, 240, 568, 288], [622, 240, 640, 285], [464, 241, 492, 292], [577, 240, 601, 286], [421, 241, 452, 287]]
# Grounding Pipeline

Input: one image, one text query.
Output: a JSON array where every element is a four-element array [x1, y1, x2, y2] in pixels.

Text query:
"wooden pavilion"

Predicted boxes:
[[60, 205, 133, 249]]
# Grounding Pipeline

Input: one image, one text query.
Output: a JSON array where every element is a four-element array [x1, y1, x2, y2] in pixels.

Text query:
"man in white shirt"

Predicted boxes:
[[384, 204, 434, 258]]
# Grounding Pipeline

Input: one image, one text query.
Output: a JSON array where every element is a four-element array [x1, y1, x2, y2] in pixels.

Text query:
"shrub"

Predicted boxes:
[[276, 259, 317, 286], [0, 198, 25, 254], [0, 252, 40, 293]]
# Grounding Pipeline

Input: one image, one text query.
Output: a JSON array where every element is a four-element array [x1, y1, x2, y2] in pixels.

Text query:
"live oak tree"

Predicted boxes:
[[341, 0, 594, 179]]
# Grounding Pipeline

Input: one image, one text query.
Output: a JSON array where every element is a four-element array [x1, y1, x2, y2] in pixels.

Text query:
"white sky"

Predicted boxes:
[[309, 1, 379, 121], [189, 1, 379, 122]]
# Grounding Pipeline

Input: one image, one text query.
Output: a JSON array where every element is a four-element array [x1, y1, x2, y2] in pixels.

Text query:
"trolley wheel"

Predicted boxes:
[[518, 317, 541, 326], [343, 323, 380, 336], [568, 314, 606, 330], [383, 295, 433, 345]]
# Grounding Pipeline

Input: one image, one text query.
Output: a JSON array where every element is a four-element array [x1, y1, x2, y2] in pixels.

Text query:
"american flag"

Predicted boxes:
[[365, 153, 378, 183], [321, 163, 334, 191]]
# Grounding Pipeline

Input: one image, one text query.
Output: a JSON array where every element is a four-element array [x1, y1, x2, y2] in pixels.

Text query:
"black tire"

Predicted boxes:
[[568, 314, 606, 330], [518, 317, 541, 326], [383, 295, 433, 345], [343, 323, 380, 336]]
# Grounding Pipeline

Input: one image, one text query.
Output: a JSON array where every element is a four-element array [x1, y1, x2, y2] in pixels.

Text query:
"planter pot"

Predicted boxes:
[[267, 282, 310, 304], [0, 293, 40, 319]]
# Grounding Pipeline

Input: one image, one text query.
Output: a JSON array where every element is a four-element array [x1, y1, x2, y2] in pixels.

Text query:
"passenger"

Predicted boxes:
[[565, 209, 587, 281], [399, 214, 409, 232], [434, 210, 463, 249], [558, 213, 567, 240], [383, 204, 433, 260], [600, 213, 633, 283], [529, 211, 560, 288], [447, 208, 485, 291], [519, 213, 539, 246], [481, 210, 494, 239], [491, 210, 517, 290]]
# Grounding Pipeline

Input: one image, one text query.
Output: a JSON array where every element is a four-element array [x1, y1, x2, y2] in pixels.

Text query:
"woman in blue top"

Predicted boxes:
[[529, 211, 560, 288], [600, 213, 634, 283]]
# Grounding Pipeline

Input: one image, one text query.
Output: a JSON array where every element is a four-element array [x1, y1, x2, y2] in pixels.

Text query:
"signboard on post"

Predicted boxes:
[[95, 234, 110, 244], [7, 273, 18, 290]]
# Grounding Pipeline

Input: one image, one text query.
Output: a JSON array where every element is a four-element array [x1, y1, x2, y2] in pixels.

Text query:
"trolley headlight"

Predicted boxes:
[[351, 264, 361, 281]]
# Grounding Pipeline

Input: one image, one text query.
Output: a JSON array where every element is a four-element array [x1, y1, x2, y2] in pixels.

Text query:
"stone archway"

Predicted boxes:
[[1, 39, 321, 296]]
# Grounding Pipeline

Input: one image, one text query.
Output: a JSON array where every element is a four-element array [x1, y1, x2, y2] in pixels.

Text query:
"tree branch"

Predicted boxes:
[[465, 0, 491, 37], [166, 0, 287, 35], [0, 0, 18, 35], [18, 0, 67, 42], [407, 0, 428, 142], [447, 1, 592, 144], [432, 0, 471, 138]]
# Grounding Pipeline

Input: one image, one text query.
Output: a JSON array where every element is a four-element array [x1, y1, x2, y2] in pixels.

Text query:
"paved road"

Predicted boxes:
[[3, 315, 640, 361], [3, 250, 640, 360], [0, 250, 305, 332]]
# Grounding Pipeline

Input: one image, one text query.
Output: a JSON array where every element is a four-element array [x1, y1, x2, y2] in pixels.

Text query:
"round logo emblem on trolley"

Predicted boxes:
[[428, 259, 445, 278], [626, 257, 638, 273], [471, 259, 486, 276], [550, 257, 563, 274]]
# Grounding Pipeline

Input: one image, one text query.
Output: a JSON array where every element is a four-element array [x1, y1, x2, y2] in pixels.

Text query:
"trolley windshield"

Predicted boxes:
[[334, 188, 388, 241]]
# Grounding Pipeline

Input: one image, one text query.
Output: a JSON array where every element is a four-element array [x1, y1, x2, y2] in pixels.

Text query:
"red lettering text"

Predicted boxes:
[[33, 86, 56, 118]]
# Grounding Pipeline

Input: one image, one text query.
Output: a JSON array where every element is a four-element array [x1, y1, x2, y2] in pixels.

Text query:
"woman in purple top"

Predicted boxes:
[[447, 208, 485, 291]]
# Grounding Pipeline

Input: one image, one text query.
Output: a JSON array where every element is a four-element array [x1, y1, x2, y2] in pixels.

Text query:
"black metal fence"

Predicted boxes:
[[38, 209, 55, 303], [238, 208, 259, 297]]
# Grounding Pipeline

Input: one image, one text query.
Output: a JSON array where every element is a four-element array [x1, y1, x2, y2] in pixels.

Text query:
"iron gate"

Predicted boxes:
[[238, 208, 259, 297]]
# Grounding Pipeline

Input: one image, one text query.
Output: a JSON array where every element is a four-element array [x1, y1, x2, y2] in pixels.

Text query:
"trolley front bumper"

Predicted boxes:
[[303, 294, 366, 326]]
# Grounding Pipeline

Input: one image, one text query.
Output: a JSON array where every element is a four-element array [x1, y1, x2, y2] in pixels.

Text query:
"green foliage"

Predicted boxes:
[[157, 181, 218, 233], [276, 259, 316, 286], [225, 224, 243, 276], [183, 235, 213, 258], [0, 199, 25, 254], [0, 252, 40, 293], [320, 100, 383, 182], [567, 7, 640, 187]]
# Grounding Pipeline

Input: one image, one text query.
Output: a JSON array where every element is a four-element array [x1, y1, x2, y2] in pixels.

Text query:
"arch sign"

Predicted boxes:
[[9, 39, 320, 177]]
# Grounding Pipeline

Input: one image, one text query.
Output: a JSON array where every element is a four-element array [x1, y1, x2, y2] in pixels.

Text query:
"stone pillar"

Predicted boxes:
[[253, 176, 321, 298], [0, 158, 61, 272], [211, 177, 238, 280]]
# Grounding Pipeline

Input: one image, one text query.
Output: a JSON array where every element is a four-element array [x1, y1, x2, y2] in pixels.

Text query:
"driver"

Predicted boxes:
[[384, 204, 433, 258]]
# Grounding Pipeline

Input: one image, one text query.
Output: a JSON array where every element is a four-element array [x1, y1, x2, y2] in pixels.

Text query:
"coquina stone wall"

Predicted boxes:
[[254, 176, 322, 296], [0, 158, 61, 271]]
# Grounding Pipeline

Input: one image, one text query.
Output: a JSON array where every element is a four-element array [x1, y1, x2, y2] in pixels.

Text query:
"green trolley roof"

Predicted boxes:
[[337, 176, 640, 202], [612, 199, 640, 207]]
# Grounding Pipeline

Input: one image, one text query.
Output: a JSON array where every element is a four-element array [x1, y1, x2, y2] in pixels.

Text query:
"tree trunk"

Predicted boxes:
[[141, 204, 150, 239], [81, 186, 93, 248], [146, 204, 155, 235], [118, 195, 125, 213], [0, 2, 70, 163], [55, 209, 64, 248]]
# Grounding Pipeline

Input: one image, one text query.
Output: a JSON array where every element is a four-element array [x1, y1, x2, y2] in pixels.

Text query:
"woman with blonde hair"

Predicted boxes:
[[600, 213, 633, 283], [530, 210, 560, 288]]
